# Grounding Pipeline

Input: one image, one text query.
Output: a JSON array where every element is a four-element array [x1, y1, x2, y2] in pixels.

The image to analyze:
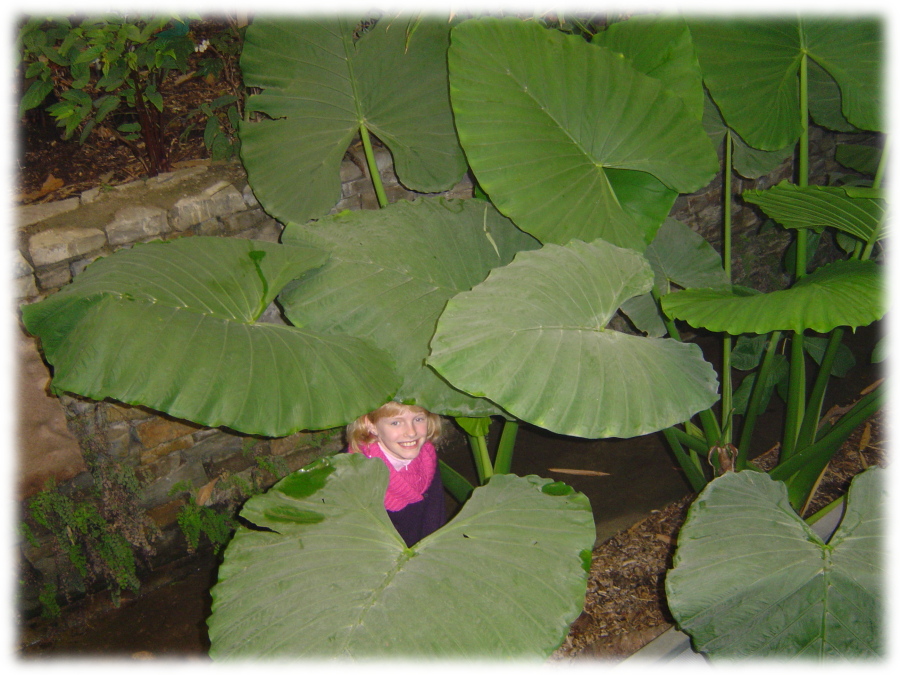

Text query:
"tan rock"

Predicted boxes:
[[16, 329, 86, 501]]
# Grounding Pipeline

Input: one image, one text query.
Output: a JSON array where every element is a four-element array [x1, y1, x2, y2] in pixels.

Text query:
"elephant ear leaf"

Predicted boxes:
[[743, 181, 886, 246], [620, 217, 729, 337], [661, 259, 884, 335], [279, 197, 540, 418], [208, 452, 595, 659], [449, 17, 717, 251], [428, 238, 720, 438], [240, 16, 466, 225], [690, 18, 883, 151], [666, 467, 884, 659], [21, 237, 400, 436]]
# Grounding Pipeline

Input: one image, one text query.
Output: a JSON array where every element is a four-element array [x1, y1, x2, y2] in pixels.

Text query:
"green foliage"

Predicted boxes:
[[448, 17, 716, 251], [20, 12, 886, 660], [169, 481, 236, 554], [180, 21, 246, 161], [666, 468, 884, 659], [429, 238, 719, 437], [279, 198, 539, 417], [239, 16, 467, 224], [25, 478, 140, 603], [20, 237, 398, 436], [661, 259, 883, 335], [208, 453, 595, 658], [17, 15, 244, 174]]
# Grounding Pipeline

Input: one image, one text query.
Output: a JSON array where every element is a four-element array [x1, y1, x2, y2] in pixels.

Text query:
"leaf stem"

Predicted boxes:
[[736, 331, 782, 468], [721, 131, 734, 443], [493, 419, 519, 475], [359, 124, 389, 208], [468, 433, 493, 484], [662, 427, 708, 492]]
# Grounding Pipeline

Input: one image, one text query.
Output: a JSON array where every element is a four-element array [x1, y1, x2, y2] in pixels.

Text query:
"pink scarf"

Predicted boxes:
[[359, 441, 437, 512]]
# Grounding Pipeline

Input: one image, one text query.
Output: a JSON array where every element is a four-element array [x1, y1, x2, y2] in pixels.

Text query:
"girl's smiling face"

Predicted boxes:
[[367, 408, 429, 461]]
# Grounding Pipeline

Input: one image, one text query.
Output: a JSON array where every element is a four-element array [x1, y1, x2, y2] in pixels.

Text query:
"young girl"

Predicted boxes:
[[346, 402, 446, 546]]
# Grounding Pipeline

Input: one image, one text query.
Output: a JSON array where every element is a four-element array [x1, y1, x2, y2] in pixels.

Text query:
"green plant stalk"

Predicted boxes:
[[782, 53, 811, 462], [735, 330, 782, 469], [769, 383, 883, 485], [668, 424, 713, 458], [781, 333, 807, 460], [720, 131, 734, 443], [359, 123, 389, 208], [795, 327, 845, 451], [662, 427, 708, 492], [492, 419, 519, 474], [651, 286, 722, 451], [782, 387, 883, 511], [468, 432, 493, 484]]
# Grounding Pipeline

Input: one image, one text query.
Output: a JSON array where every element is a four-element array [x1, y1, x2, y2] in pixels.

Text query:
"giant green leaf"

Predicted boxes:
[[620, 217, 729, 337], [208, 452, 595, 658], [279, 198, 541, 417], [743, 181, 886, 246], [808, 59, 860, 132], [689, 18, 883, 151], [666, 467, 884, 659], [662, 259, 884, 335], [428, 238, 720, 438], [240, 16, 466, 225], [643, 217, 730, 293], [592, 14, 705, 120], [449, 17, 718, 251], [21, 237, 399, 435], [701, 90, 794, 180]]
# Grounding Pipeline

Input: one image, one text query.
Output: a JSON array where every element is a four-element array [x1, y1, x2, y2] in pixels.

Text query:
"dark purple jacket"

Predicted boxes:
[[387, 466, 446, 547]]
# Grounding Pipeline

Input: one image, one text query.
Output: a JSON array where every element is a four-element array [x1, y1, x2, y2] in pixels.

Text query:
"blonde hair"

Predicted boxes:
[[346, 402, 443, 453]]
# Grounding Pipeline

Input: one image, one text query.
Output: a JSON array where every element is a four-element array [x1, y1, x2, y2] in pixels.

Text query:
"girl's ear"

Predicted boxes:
[[363, 416, 378, 437]]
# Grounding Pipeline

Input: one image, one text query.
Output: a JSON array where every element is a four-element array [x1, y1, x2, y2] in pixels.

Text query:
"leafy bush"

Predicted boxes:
[[17, 15, 245, 174]]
